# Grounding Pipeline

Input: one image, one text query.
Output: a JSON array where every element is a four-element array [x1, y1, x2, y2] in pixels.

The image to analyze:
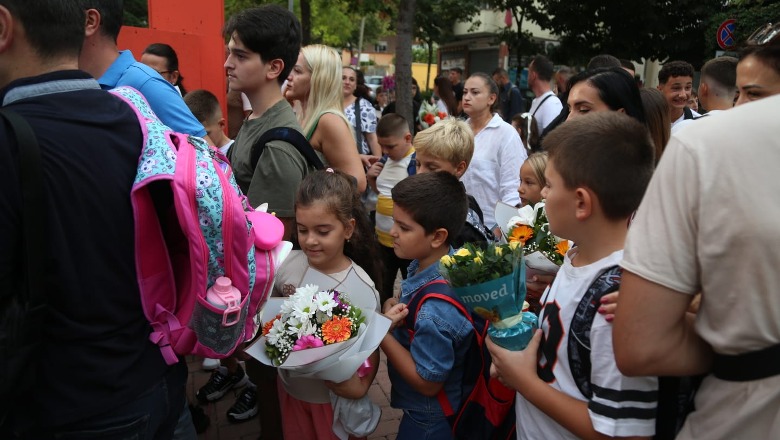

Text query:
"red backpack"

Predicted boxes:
[[405, 280, 517, 440]]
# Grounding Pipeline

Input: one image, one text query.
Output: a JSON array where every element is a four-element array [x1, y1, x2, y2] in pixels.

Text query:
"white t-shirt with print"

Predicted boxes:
[[516, 249, 657, 439]]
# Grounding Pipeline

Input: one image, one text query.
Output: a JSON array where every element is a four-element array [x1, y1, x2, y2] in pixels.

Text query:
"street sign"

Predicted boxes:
[[717, 19, 737, 50]]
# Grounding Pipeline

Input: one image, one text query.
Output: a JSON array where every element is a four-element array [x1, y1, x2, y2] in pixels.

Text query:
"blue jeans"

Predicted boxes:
[[397, 410, 453, 440], [46, 362, 187, 440]]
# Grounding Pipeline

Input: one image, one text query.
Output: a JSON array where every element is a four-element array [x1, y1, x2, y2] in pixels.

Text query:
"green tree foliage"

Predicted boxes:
[[537, 0, 724, 66], [123, 0, 149, 27], [415, 0, 481, 89], [487, 0, 549, 63]]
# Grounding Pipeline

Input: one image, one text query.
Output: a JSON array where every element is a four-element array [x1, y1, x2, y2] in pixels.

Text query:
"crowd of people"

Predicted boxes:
[[1, 0, 779, 439]]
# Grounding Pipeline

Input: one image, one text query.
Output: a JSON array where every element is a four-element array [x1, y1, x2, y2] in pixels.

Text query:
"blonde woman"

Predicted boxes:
[[286, 45, 366, 192]]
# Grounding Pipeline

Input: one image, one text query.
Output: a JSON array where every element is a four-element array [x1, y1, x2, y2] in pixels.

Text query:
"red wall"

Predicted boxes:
[[117, 0, 228, 124]]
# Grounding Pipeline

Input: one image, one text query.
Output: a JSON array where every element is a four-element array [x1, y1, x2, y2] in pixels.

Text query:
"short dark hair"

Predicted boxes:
[[223, 5, 301, 85], [492, 67, 509, 78], [542, 112, 654, 221], [587, 54, 621, 70], [530, 55, 554, 81], [1, 0, 85, 58], [701, 56, 738, 92], [450, 67, 463, 75], [391, 172, 467, 245], [620, 59, 635, 71], [567, 67, 646, 123], [184, 89, 220, 124], [658, 60, 695, 84], [80, 0, 123, 42], [376, 113, 410, 138]]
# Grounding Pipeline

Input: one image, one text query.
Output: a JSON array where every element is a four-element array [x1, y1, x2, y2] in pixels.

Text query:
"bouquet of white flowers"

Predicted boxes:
[[246, 284, 390, 382]]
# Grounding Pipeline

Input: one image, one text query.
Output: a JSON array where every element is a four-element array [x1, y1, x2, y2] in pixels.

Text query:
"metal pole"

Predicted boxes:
[[288, 0, 294, 12]]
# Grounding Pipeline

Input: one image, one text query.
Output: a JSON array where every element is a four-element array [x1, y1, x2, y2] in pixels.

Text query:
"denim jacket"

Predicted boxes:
[[388, 255, 474, 417]]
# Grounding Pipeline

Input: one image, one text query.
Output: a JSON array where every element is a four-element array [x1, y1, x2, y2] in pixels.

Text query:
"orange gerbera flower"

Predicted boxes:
[[321, 315, 353, 344], [556, 240, 570, 256], [262, 314, 281, 336], [508, 225, 534, 245]]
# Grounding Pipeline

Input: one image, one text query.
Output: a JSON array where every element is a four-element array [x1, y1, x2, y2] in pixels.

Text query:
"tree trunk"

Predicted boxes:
[[426, 39, 433, 92], [396, 0, 416, 133], [301, 0, 311, 46]]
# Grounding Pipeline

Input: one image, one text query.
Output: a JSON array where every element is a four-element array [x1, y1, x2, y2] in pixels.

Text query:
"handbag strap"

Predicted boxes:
[[0, 108, 46, 309], [353, 98, 363, 154]]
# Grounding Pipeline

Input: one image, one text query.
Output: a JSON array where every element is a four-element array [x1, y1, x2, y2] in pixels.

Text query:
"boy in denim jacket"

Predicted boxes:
[[381, 172, 473, 439]]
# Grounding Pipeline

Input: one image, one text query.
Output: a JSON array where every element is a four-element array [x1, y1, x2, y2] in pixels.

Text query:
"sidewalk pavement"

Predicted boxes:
[[187, 353, 399, 440]]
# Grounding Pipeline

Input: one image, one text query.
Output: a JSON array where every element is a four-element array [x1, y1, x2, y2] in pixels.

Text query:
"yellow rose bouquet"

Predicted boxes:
[[439, 243, 537, 350]]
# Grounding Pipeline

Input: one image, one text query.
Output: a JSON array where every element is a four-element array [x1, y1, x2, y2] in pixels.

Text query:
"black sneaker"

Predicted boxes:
[[196, 364, 249, 403], [226, 383, 258, 424]]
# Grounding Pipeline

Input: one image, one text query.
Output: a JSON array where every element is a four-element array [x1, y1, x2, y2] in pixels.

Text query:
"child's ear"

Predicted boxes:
[[345, 217, 356, 240], [404, 132, 412, 144], [430, 227, 449, 249], [574, 187, 594, 221], [218, 117, 227, 131], [454, 161, 467, 178]]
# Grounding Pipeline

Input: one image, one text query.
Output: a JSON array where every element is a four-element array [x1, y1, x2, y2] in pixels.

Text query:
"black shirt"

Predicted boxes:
[[0, 70, 170, 430]]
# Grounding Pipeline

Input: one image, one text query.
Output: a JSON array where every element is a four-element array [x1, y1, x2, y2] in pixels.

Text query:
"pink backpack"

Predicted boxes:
[[110, 86, 283, 365]]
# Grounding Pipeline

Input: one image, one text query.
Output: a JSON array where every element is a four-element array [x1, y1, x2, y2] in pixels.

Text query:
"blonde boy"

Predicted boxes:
[[488, 112, 658, 439], [367, 114, 416, 303], [184, 89, 234, 155], [413, 119, 492, 247]]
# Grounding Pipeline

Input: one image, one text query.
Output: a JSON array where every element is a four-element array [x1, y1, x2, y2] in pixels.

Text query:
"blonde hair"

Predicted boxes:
[[299, 45, 352, 137], [413, 118, 474, 168], [524, 152, 548, 187]]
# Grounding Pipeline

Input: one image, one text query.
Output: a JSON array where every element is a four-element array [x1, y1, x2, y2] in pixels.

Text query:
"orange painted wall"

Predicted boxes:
[[117, 0, 227, 122]]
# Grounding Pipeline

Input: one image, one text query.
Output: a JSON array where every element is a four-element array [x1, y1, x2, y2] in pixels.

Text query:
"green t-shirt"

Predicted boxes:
[[230, 99, 321, 217]]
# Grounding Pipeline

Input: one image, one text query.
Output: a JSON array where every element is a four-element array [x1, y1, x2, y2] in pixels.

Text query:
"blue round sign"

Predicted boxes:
[[718, 19, 736, 50]]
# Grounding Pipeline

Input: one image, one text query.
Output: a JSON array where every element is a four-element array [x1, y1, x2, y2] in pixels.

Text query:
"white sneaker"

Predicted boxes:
[[202, 357, 220, 371]]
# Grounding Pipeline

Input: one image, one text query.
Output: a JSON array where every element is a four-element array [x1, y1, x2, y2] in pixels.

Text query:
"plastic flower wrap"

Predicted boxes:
[[246, 284, 391, 383], [418, 99, 447, 129], [439, 243, 537, 350], [498, 201, 571, 274], [259, 285, 365, 366]]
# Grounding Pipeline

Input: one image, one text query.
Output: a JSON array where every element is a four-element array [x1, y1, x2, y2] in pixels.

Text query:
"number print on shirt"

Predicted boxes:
[[537, 301, 563, 383]]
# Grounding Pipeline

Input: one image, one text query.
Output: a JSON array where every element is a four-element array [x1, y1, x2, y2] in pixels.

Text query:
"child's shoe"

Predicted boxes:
[[226, 383, 258, 423], [196, 364, 249, 403]]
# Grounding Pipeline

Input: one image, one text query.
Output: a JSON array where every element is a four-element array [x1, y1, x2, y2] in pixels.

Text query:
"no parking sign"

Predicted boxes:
[[717, 19, 737, 50]]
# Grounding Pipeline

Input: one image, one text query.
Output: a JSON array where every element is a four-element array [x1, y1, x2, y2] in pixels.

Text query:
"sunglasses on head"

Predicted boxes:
[[747, 22, 780, 46]]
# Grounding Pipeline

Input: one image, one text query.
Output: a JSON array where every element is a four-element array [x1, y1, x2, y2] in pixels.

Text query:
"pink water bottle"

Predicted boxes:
[[206, 277, 241, 327]]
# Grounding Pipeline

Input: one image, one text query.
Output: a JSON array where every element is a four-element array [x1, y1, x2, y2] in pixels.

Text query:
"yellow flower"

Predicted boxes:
[[494, 246, 504, 257], [440, 255, 454, 267], [474, 256, 483, 265], [556, 240, 570, 256], [509, 241, 521, 251], [454, 248, 471, 257], [509, 225, 534, 245]]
